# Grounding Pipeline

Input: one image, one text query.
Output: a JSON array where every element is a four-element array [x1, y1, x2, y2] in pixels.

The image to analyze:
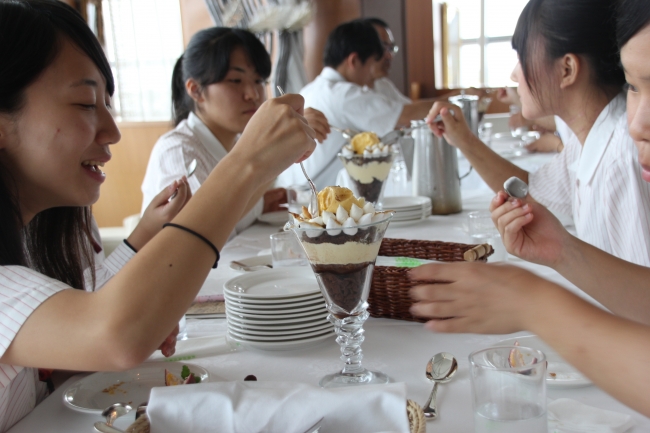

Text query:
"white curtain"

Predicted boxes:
[[202, 0, 312, 95]]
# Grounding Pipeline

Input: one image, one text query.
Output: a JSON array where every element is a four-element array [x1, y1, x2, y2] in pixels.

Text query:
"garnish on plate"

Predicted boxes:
[[164, 365, 201, 386]]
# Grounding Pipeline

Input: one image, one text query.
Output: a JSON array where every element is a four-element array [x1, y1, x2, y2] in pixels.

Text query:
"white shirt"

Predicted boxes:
[[276, 67, 405, 188], [0, 223, 134, 432], [530, 94, 650, 267], [141, 113, 263, 241], [372, 77, 412, 105]]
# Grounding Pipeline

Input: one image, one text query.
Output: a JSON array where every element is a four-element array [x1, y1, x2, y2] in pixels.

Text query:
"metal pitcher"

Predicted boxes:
[[449, 94, 480, 136]]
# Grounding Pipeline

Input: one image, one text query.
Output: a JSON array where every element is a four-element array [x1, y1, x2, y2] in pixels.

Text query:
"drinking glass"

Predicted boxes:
[[291, 213, 394, 387], [470, 346, 548, 433], [269, 231, 308, 268], [287, 184, 311, 214], [338, 152, 394, 207], [467, 210, 507, 261]]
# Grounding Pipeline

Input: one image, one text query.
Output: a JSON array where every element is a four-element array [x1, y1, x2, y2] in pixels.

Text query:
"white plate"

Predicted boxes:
[[494, 336, 592, 388], [227, 330, 334, 351], [224, 293, 324, 308], [393, 209, 432, 220], [224, 268, 320, 299], [257, 211, 289, 226], [228, 325, 334, 341], [226, 307, 327, 322], [227, 313, 329, 329], [229, 255, 273, 271], [228, 320, 333, 335], [381, 196, 432, 211], [62, 362, 211, 414], [225, 300, 326, 314], [227, 311, 329, 326]]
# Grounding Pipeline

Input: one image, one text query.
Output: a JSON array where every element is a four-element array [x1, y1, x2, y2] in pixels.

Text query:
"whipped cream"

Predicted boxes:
[[342, 131, 392, 158]]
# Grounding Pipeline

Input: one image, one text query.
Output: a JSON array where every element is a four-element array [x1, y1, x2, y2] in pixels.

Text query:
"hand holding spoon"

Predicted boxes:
[[423, 352, 458, 419], [169, 158, 197, 200]]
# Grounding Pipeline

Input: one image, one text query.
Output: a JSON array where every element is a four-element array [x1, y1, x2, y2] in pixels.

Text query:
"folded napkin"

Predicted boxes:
[[548, 398, 635, 433], [146, 335, 232, 363], [147, 381, 409, 433]]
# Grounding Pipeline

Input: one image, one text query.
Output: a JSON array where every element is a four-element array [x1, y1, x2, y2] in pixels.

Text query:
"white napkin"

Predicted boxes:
[[147, 381, 409, 433], [146, 335, 232, 362], [548, 398, 635, 433]]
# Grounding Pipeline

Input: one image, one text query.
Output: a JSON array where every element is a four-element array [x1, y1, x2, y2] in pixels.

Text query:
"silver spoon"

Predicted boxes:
[[276, 86, 320, 217], [169, 158, 197, 200], [102, 402, 132, 426], [230, 260, 272, 272], [331, 126, 360, 141], [423, 352, 458, 420], [503, 176, 529, 199], [379, 111, 454, 145]]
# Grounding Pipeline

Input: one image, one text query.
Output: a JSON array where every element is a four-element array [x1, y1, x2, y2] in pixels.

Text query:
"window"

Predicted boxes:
[[436, 0, 528, 88], [102, 0, 184, 122]]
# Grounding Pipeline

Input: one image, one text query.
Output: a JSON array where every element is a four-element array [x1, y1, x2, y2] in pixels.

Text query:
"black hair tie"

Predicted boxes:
[[162, 223, 220, 268]]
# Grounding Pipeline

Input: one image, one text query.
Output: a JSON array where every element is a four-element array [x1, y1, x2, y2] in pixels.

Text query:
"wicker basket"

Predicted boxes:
[[369, 238, 493, 322]]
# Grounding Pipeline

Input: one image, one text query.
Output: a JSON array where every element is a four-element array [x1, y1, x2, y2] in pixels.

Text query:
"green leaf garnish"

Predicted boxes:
[[194, 376, 201, 383], [181, 365, 190, 379]]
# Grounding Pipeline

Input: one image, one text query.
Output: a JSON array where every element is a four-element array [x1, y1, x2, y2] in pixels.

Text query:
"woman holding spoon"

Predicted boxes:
[[141, 27, 330, 241], [0, 1, 315, 430], [411, 0, 650, 416], [426, 0, 650, 268]]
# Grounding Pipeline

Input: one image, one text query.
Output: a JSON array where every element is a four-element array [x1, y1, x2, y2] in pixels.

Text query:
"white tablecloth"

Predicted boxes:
[[9, 186, 650, 432]]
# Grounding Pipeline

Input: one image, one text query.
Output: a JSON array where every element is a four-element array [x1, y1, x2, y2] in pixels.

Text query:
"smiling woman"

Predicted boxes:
[[0, 1, 316, 431]]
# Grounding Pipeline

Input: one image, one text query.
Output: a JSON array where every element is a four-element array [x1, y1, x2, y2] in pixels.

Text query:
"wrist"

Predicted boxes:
[[553, 233, 581, 272]]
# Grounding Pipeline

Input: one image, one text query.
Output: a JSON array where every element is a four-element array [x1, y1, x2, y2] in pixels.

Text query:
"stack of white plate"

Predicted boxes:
[[381, 196, 432, 224], [223, 268, 333, 351]]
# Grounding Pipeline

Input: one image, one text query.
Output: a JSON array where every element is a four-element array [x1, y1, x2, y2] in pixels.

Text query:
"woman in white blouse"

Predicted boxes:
[[0, 1, 315, 430], [141, 27, 329, 241], [427, 0, 650, 268], [411, 0, 650, 416]]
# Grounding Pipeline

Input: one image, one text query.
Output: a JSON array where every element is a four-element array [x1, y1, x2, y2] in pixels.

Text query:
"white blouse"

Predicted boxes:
[[140, 112, 263, 242], [276, 67, 405, 189], [530, 94, 650, 267], [0, 223, 134, 432]]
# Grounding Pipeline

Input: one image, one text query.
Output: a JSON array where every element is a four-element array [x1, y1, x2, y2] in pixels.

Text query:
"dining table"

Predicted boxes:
[[9, 155, 650, 432]]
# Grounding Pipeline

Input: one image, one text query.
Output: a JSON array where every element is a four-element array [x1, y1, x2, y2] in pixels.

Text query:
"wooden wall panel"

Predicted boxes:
[[404, 0, 436, 98], [179, 0, 214, 47], [93, 122, 172, 227], [303, 0, 362, 81]]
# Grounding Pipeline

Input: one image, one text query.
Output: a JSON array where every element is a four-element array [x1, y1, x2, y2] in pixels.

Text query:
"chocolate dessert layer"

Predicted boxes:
[[312, 262, 373, 314], [300, 226, 379, 245], [351, 178, 383, 204], [345, 154, 393, 166]]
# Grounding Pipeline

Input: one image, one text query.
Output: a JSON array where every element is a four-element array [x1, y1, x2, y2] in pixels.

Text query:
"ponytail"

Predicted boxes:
[[171, 54, 191, 126]]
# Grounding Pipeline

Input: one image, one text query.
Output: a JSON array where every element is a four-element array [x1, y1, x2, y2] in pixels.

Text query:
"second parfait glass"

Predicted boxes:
[[291, 213, 394, 388], [338, 152, 394, 208]]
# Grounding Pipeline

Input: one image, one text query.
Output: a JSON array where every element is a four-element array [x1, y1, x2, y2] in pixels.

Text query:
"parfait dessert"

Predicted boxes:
[[339, 132, 394, 206], [289, 186, 393, 387]]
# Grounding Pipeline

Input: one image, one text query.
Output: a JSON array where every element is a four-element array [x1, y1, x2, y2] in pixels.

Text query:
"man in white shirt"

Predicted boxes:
[[276, 20, 436, 188]]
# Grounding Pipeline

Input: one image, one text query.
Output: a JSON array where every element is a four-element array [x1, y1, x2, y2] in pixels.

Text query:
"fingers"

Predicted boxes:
[[167, 177, 190, 210], [274, 93, 306, 115], [304, 108, 331, 143], [489, 191, 509, 213]]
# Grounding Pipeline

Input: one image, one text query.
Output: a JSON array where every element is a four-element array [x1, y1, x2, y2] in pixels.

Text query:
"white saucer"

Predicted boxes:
[[227, 330, 334, 351], [257, 211, 289, 226], [382, 196, 432, 211], [223, 268, 320, 299], [62, 362, 211, 414], [228, 320, 332, 335], [227, 311, 329, 326], [224, 291, 323, 305], [225, 300, 326, 314], [225, 303, 327, 318], [224, 295, 325, 309], [228, 325, 334, 341], [494, 335, 592, 388]]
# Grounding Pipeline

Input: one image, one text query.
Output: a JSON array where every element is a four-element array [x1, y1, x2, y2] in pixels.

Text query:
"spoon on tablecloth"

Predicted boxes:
[[423, 352, 458, 419]]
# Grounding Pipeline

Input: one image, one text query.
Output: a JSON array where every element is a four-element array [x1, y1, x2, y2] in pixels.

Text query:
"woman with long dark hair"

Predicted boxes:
[[141, 27, 329, 240], [0, 1, 314, 429], [427, 0, 650, 268], [411, 0, 650, 416]]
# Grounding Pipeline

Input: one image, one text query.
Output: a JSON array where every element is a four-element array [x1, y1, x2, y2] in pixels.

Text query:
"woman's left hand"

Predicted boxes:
[[127, 178, 192, 251], [304, 108, 331, 143], [263, 187, 288, 213], [158, 324, 179, 357], [409, 262, 552, 335]]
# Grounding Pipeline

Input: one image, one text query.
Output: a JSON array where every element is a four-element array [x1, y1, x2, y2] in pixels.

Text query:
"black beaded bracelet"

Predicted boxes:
[[162, 223, 220, 268]]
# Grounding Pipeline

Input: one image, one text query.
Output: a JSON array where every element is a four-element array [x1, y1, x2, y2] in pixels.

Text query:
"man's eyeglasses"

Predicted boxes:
[[383, 42, 399, 55]]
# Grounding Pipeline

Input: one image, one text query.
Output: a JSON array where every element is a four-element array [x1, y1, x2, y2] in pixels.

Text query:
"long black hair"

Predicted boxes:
[[512, 0, 625, 101], [0, 0, 115, 290], [171, 27, 271, 126], [617, 0, 650, 48]]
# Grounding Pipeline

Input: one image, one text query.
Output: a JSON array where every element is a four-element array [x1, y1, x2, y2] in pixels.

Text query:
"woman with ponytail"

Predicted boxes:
[[141, 27, 329, 240]]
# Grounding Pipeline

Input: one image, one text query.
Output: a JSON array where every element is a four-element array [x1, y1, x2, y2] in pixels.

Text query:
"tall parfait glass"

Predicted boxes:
[[338, 152, 394, 207], [291, 213, 394, 387]]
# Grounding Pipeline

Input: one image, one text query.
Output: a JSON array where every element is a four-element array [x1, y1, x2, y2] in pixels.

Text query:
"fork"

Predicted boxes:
[[276, 86, 319, 217]]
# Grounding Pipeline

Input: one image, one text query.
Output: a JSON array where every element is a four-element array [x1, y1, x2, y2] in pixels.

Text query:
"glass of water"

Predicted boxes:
[[269, 231, 308, 267], [467, 210, 508, 261], [470, 346, 547, 433]]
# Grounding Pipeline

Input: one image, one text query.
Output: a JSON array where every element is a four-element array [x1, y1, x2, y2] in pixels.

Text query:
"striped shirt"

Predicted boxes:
[[0, 222, 134, 431], [141, 112, 262, 242], [530, 94, 650, 267]]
